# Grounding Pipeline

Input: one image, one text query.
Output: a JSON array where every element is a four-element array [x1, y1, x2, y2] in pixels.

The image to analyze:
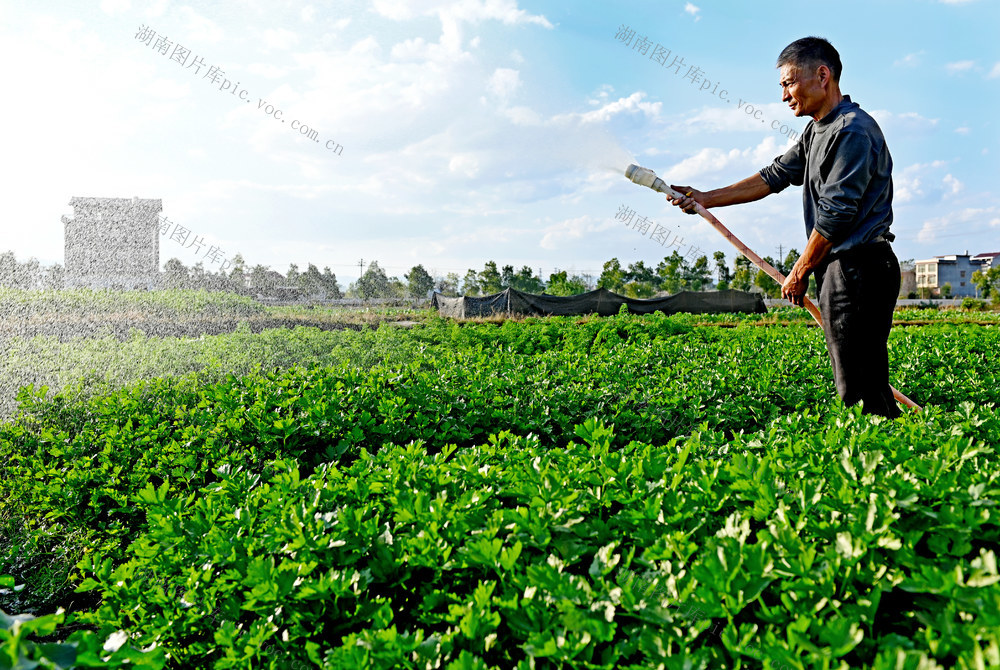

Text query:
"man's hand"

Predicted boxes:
[[781, 264, 809, 306], [666, 185, 704, 215], [781, 229, 833, 307]]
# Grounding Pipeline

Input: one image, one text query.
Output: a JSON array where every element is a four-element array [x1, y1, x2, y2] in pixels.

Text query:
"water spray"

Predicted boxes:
[[625, 163, 921, 411]]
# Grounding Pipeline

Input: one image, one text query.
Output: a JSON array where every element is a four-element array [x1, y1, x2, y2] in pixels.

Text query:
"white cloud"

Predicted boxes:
[[177, 6, 225, 44], [954, 126, 970, 134], [868, 109, 939, 136], [684, 3, 701, 20], [942, 174, 963, 195], [917, 207, 1000, 244], [945, 60, 975, 74], [501, 105, 543, 126], [100, 0, 131, 15], [893, 52, 923, 67], [680, 102, 805, 139], [989, 62, 1000, 79], [540, 215, 614, 250], [376, 0, 534, 56], [895, 161, 961, 204], [557, 92, 662, 125], [143, 0, 170, 19], [661, 135, 787, 183], [488, 67, 521, 101], [372, 0, 553, 28], [262, 28, 300, 50], [448, 154, 481, 178]]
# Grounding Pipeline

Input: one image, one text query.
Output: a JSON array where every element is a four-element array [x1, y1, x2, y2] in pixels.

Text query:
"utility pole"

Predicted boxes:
[[777, 244, 784, 263], [358, 258, 364, 277]]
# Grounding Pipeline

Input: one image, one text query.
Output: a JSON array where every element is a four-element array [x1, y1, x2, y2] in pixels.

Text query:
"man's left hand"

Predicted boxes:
[[781, 266, 808, 307]]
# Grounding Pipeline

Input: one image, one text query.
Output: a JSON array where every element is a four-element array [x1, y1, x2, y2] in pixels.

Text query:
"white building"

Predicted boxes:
[[62, 196, 162, 290], [915, 250, 995, 297]]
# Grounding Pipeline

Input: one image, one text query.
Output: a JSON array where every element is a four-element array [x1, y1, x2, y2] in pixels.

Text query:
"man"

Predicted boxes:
[[667, 36, 901, 418]]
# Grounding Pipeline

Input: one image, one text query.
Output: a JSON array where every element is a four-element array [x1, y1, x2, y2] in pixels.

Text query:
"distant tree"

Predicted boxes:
[[286, 264, 300, 285], [546, 270, 587, 296], [972, 266, 1000, 303], [500, 264, 516, 289], [754, 256, 782, 297], [42, 263, 64, 290], [404, 264, 435, 298], [781, 249, 801, 277], [356, 261, 389, 299], [713, 251, 731, 285], [190, 262, 208, 289], [461, 269, 480, 296], [625, 260, 657, 297], [0, 252, 38, 289], [249, 264, 273, 294], [940, 282, 953, 298], [685, 255, 712, 291], [163, 258, 189, 289], [228, 253, 247, 292], [444, 272, 460, 297], [0, 251, 15, 287], [655, 252, 685, 294], [479, 261, 503, 295], [387, 276, 407, 299], [436, 272, 460, 297], [511, 265, 543, 293], [598, 258, 626, 292], [21, 258, 41, 289], [731, 256, 753, 292], [321, 266, 343, 299], [300, 263, 327, 298]]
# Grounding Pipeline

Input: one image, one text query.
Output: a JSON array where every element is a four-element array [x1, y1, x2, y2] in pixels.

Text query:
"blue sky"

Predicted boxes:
[[1, 0, 997, 286]]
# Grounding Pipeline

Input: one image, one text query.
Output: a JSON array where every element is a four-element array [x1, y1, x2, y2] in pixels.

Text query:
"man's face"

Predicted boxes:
[[779, 63, 826, 118]]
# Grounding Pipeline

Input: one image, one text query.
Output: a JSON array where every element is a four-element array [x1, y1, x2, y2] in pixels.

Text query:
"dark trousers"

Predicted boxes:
[[814, 241, 901, 418]]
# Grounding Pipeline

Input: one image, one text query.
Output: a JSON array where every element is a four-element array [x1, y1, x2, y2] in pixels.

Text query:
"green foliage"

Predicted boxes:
[[355, 262, 391, 300], [2, 313, 1000, 667], [972, 266, 1000, 303], [597, 258, 625, 293], [731, 256, 753, 292], [404, 265, 435, 299], [961, 297, 986, 311], [0, 289, 263, 320], [545, 271, 587, 297], [0, 576, 165, 669]]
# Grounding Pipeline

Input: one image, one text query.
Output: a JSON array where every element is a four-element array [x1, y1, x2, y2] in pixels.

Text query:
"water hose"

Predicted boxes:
[[625, 163, 921, 411]]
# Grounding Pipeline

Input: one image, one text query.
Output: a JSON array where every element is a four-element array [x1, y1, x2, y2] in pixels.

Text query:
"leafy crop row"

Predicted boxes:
[[1, 314, 999, 668], [0, 289, 264, 319]]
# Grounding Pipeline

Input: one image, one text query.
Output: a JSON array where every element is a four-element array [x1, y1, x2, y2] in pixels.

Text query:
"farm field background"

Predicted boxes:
[[1, 290, 999, 669]]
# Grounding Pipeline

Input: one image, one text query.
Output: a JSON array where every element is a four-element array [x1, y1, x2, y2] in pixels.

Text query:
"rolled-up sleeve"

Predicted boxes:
[[759, 140, 806, 193], [813, 130, 875, 244]]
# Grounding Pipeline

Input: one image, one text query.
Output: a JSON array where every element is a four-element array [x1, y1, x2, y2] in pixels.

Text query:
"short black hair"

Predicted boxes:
[[777, 37, 842, 83]]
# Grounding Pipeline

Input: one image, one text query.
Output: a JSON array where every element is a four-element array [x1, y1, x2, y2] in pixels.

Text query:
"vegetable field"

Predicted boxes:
[[2, 307, 999, 669]]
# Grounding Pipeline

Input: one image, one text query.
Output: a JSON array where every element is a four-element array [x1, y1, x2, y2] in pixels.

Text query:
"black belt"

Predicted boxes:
[[826, 234, 893, 263]]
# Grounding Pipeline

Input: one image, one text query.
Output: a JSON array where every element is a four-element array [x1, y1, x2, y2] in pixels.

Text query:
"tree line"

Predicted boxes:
[[5, 248, 997, 302], [0, 249, 811, 299]]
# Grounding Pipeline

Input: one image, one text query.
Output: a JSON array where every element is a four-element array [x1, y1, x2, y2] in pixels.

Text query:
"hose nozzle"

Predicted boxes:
[[625, 164, 684, 199]]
